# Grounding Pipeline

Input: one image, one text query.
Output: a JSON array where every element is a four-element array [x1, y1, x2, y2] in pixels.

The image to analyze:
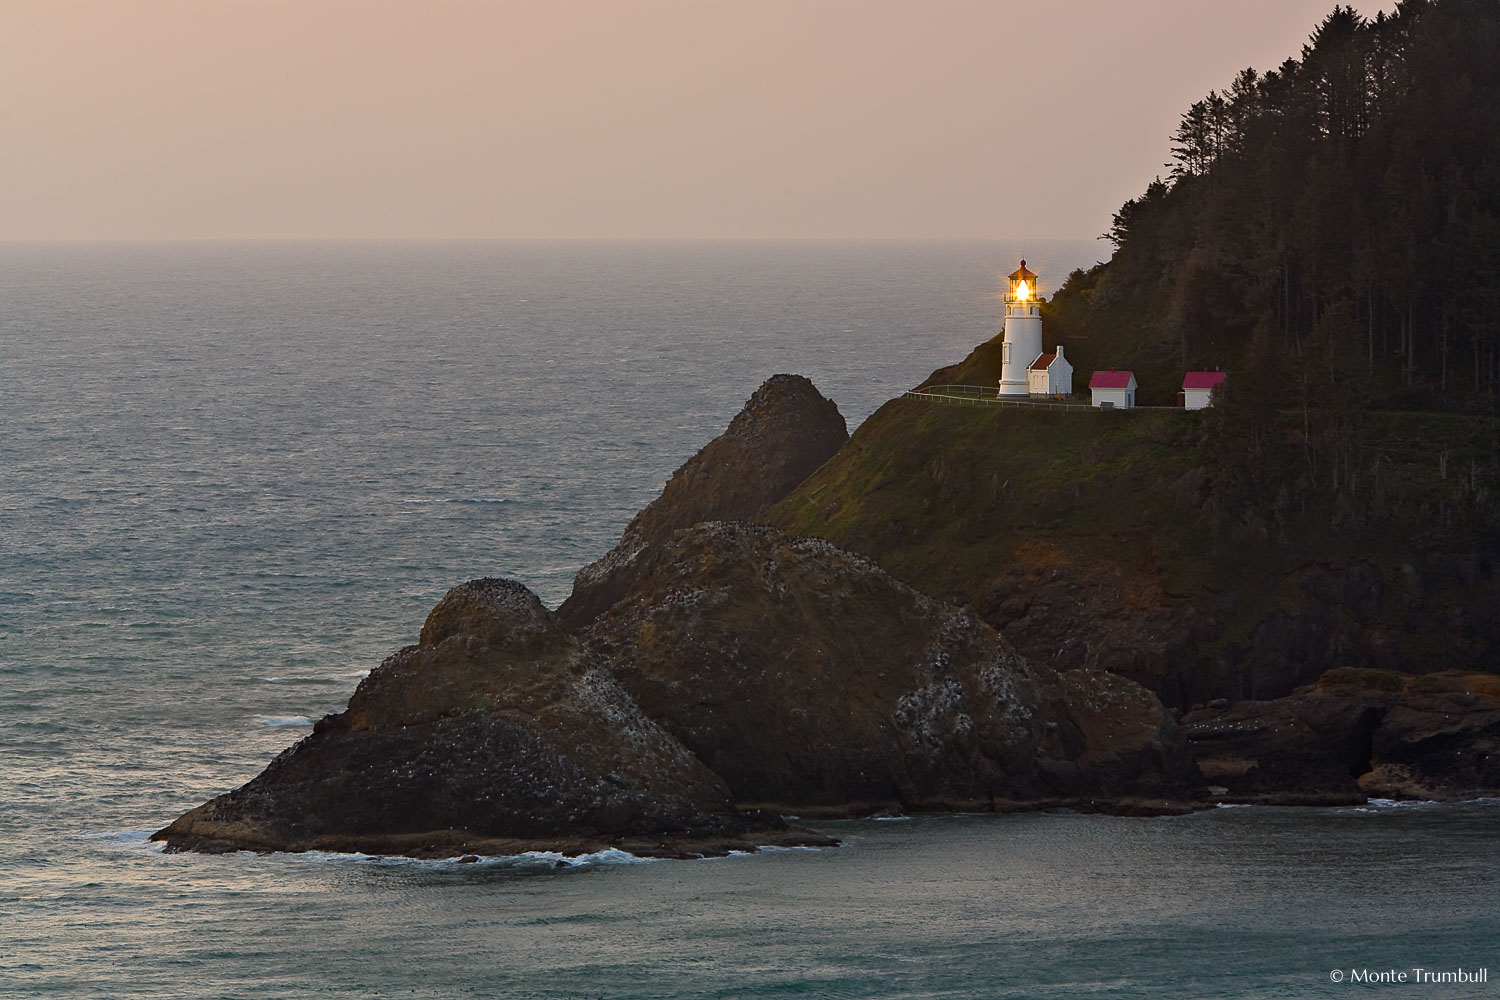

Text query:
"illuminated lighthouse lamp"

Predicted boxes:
[[1007, 260, 1037, 303]]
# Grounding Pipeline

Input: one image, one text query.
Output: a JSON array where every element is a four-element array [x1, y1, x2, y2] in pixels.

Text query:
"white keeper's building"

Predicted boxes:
[[1027, 345, 1073, 397]]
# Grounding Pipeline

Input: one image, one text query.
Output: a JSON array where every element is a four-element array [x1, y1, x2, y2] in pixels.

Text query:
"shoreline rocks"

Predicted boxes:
[[155, 532, 1208, 858], [1182, 667, 1500, 803], [153, 578, 824, 857]]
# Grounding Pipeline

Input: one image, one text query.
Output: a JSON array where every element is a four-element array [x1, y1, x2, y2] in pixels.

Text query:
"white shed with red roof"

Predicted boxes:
[[1088, 369, 1137, 409], [1181, 370, 1226, 410]]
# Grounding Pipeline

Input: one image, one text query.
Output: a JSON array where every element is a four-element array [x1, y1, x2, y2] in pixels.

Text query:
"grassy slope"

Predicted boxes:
[[774, 398, 1203, 597]]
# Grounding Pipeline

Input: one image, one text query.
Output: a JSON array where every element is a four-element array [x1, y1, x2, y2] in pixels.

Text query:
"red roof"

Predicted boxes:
[[1089, 370, 1135, 389], [1008, 259, 1037, 281], [1029, 352, 1056, 371], [1182, 371, 1227, 390]]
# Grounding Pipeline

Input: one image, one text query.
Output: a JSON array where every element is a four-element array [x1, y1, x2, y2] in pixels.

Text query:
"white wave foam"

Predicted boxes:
[[264, 670, 368, 685], [128, 839, 826, 868], [517, 848, 657, 867], [1340, 798, 1442, 814], [254, 715, 314, 727], [400, 497, 509, 505], [1356, 798, 1440, 811], [214, 845, 660, 869]]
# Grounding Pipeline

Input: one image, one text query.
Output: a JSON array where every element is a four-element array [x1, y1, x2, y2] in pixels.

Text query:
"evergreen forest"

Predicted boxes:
[[1045, 0, 1500, 412]]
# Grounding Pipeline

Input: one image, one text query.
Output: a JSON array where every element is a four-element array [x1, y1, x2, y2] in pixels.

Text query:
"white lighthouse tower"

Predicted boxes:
[[998, 260, 1042, 398]]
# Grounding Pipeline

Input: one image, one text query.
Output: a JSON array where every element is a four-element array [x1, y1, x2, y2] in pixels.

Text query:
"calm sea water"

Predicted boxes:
[[1, 241, 1495, 999]]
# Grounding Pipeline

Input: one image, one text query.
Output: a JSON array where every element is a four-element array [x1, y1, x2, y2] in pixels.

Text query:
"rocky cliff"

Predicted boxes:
[[1184, 667, 1500, 803], [557, 374, 847, 630], [587, 521, 1197, 814], [153, 579, 813, 858]]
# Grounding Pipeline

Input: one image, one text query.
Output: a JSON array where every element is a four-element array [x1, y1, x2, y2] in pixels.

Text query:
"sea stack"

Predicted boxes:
[[557, 373, 847, 629]]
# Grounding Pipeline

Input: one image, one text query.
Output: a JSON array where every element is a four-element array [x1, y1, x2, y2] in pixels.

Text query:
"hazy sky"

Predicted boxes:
[[2, 1, 1393, 241]]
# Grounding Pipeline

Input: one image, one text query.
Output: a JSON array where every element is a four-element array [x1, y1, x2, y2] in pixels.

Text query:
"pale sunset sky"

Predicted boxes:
[[1, 1, 1393, 241]]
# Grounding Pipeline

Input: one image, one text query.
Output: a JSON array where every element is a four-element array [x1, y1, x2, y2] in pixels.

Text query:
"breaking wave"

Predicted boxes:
[[254, 715, 314, 727], [263, 671, 368, 685]]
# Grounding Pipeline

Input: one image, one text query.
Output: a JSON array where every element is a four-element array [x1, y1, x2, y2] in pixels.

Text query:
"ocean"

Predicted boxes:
[[1, 241, 1495, 999]]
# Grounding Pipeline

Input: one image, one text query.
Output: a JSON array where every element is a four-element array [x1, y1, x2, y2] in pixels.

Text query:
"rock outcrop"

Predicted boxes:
[[587, 521, 1198, 813], [557, 374, 847, 630], [153, 579, 815, 857], [156, 534, 1202, 859], [1182, 668, 1500, 803]]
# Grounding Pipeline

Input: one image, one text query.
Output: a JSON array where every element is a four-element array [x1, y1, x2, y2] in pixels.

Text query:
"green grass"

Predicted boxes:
[[772, 398, 1209, 603]]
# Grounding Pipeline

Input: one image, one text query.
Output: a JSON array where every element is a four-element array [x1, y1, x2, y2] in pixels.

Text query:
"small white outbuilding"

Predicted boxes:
[[1027, 345, 1073, 397], [1182, 371, 1227, 410], [1089, 369, 1137, 409]]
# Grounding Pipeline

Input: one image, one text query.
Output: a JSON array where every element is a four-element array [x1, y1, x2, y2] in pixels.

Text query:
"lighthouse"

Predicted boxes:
[[998, 260, 1042, 398]]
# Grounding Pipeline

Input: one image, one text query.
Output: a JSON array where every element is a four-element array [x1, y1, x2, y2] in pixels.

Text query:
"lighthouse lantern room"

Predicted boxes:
[[998, 260, 1043, 398]]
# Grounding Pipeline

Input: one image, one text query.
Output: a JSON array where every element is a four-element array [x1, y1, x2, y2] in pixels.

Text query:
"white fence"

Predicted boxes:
[[904, 385, 1182, 412]]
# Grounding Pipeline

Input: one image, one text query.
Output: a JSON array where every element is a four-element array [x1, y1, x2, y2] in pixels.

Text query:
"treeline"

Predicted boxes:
[[1049, 0, 1500, 411]]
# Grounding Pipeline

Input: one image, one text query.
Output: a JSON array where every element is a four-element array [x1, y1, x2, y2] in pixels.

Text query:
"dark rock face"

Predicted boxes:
[[588, 521, 1197, 812], [557, 375, 847, 630], [979, 557, 1231, 709], [983, 554, 1498, 710], [152, 579, 803, 857], [1182, 668, 1500, 803]]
